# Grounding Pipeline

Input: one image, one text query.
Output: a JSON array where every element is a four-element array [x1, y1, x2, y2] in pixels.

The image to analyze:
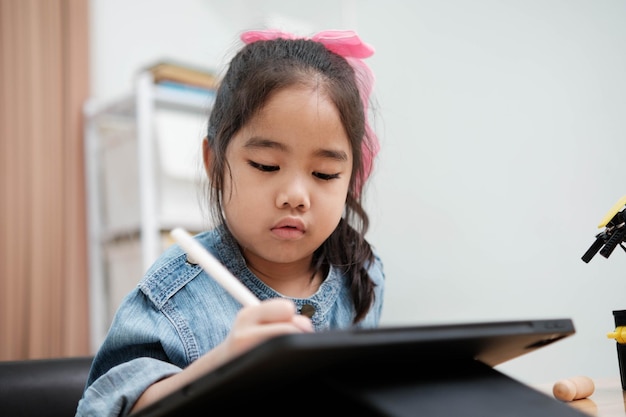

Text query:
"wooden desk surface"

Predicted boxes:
[[535, 378, 626, 417]]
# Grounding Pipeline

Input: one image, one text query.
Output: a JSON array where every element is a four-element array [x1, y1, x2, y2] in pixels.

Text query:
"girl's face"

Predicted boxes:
[[220, 85, 352, 273]]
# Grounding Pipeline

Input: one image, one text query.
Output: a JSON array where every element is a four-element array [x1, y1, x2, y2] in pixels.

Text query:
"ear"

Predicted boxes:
[[202, 137, 212, 177]]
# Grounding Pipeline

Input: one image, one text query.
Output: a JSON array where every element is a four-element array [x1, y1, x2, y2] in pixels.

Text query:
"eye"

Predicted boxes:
[[313, 172, 340, 181], [248, 160, 278, 172]]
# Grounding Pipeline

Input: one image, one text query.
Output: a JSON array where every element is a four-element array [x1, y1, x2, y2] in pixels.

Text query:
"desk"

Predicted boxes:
[[535, 378, 626, 417]]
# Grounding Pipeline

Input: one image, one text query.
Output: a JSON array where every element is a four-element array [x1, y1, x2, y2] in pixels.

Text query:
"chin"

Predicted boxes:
[[262, 245, 315, 264]]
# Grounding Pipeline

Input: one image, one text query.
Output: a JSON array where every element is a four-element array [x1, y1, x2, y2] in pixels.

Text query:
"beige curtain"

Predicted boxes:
[[0, 0, 90, 360]]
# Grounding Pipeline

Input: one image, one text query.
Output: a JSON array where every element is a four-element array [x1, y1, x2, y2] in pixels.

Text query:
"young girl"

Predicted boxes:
[[76, 29, 385, 416]]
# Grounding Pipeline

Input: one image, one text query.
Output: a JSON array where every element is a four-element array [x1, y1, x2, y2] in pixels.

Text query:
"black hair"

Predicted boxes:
[[205, 37, 377, 323]]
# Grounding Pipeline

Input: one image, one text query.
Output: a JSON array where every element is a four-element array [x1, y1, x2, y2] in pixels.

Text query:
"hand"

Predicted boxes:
[[131, 298, 313, 413], [222, 298, 314, 359]]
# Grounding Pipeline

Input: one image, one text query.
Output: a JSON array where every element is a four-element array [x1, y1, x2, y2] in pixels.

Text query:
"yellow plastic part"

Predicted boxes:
[[607, 326, 626, 344], [598, 196, 626, 228]]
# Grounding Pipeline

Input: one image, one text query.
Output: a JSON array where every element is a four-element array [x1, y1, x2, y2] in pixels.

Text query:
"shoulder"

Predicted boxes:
[[138, 228, 224, 309], [367, 249, 386, 287], [368, 249, 386, 316]]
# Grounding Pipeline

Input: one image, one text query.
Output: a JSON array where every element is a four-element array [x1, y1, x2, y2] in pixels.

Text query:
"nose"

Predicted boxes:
[[276, 175, 310, 210]]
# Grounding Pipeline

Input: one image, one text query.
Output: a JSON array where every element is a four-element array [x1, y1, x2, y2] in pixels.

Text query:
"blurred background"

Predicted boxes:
[[2, 0, 626, 387]]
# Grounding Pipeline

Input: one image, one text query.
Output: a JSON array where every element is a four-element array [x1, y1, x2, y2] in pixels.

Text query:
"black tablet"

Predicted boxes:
[[132, 318, 582, 417]]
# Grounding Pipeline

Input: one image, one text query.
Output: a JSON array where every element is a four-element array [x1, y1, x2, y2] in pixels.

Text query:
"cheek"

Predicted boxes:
[[221, 171, 261, 214], [318, 184, 350, 218]]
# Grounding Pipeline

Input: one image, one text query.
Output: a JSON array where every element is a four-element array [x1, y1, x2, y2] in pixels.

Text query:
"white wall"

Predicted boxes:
[[90, 0, 626, 386]]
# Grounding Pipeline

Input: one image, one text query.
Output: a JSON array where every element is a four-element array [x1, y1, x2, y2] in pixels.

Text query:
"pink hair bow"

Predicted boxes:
[[241, 29, 375, 59], [240, 29, 379, 194]]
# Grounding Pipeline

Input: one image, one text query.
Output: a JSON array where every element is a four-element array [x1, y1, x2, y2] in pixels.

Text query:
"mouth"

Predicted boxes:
[[271, 218, 305, 239]]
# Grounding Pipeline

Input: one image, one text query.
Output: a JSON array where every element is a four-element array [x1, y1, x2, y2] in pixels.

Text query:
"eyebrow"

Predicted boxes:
[[243, 137, 349, 162]]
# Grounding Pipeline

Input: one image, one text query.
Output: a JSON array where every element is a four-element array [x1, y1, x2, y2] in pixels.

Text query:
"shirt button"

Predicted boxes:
[[300, 304, 315, 318]]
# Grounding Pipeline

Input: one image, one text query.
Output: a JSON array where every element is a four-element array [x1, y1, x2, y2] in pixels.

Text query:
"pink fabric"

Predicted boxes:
[[241, 29, 375, 58], [240, 29, 379, 194]]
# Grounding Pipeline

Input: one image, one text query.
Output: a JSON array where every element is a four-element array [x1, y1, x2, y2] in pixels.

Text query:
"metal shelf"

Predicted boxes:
[[83, 72, 214, 350]]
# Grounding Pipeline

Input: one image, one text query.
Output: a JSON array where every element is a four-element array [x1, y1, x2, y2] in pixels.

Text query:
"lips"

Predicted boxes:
[[271, 217, 305, 239]]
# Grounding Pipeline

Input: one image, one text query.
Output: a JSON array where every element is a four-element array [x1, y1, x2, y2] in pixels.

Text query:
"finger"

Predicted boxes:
[[227, 320, 311, 356], [236, 298, 297, 326], [237, 321, 311, 344], [291, 314, 314, 333]]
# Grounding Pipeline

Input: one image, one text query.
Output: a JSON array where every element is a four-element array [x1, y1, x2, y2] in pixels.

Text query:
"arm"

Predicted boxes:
[[131, 298, 313, 413]]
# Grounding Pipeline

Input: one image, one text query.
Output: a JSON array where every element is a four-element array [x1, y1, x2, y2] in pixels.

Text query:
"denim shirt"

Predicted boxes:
[[75, 225, 385, 417]]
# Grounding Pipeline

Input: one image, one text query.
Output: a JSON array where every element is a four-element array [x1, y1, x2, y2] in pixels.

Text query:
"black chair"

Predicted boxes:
[[0, 356, 93, 417]]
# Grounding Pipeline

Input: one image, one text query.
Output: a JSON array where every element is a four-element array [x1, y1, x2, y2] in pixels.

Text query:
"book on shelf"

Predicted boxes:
[[157, 80, 216, 100], [143, 60, 219, 91]]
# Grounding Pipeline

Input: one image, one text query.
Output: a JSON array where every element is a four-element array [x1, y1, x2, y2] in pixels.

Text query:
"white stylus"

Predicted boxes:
[[170, 227, 261, 307]]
